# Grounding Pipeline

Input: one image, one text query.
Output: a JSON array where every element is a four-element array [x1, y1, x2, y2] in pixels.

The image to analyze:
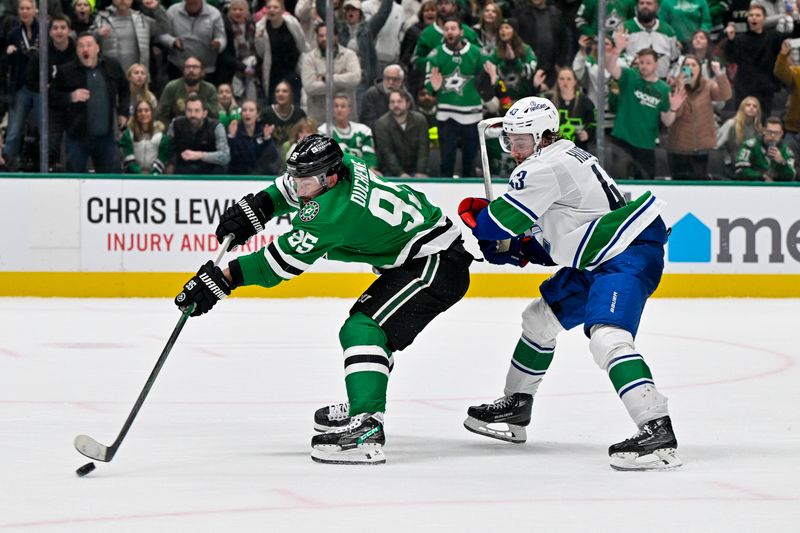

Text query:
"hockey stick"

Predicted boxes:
[[74, 234, 235, 463], [476, 117, 510, 252]]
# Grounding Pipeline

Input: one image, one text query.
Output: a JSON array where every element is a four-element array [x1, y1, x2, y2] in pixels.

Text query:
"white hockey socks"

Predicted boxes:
[[589, 325, 669, 427]]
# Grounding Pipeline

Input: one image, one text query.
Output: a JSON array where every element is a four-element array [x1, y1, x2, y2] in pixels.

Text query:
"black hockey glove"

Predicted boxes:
[[216, 191, 274, 251], [174, 260, 236, 317]]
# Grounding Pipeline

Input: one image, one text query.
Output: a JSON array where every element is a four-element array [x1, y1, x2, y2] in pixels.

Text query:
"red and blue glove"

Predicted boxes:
[[458, 196, 515, 241], [458, 197, 489, 229]]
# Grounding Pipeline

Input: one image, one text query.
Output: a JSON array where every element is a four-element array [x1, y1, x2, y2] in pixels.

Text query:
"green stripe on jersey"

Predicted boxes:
[[512, 337, 554, 373], [489, 197, 537, 235], [578, 191, 652, 269], [608, 356, 653, 394]]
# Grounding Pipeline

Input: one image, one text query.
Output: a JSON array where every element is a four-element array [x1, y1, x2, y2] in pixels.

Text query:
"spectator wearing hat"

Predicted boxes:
[[300, 21, 361, 124], [69, 0, 96, 36], [621, 0, 680, 80], [359, 64, 415, 132], [374, 88, 430, 177], [315, 0, 394, 115]]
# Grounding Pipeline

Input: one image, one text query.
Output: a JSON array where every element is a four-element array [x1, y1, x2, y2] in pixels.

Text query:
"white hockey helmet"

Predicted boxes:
[[500, 96, 560, 153]]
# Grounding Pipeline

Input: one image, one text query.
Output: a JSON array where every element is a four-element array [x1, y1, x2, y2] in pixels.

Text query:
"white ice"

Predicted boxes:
[[1, 297, 798, 532]]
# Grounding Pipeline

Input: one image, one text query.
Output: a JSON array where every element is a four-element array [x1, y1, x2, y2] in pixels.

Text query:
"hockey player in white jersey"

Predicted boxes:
[[457, 96, 681, 470]]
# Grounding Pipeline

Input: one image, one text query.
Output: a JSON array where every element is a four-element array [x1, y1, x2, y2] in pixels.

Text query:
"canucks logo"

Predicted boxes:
[[299, 201, 320, 222]]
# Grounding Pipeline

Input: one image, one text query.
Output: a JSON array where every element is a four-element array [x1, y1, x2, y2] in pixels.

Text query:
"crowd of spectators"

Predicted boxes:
[[0, 0, 798, 180]]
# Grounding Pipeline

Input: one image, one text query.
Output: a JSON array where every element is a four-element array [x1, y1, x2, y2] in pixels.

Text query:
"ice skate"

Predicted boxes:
[[463, 393, 532, 443], [313, 401, 351, 432], [311, 412, 386, 465], [609, 416, 682, 471]]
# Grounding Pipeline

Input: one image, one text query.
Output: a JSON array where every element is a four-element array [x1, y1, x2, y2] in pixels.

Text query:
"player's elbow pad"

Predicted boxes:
[[473, 209, 514, 241]]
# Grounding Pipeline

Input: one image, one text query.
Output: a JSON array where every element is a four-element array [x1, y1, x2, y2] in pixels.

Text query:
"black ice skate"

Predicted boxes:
[[313, 401, 351, 432], [463, 393, 532, 443], [311, 412, 386, 465], [609, 416, 682, 471]]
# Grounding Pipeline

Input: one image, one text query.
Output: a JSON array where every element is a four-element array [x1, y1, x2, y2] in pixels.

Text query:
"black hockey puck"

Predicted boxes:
[[76, 462, 96, 477]]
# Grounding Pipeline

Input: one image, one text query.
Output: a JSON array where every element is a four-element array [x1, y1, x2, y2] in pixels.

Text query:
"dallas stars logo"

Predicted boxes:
[[443, 67, 473, 96], [299, 201, 320, 222]]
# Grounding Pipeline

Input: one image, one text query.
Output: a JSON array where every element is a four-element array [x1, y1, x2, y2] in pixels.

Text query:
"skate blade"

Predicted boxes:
[[311, 446, 386, 465], [463, 416, 527, 443], [610, 448, 682, 471]]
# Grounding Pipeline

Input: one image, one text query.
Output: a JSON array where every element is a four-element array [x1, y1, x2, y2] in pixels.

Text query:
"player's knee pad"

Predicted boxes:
[[520, 298, 563, 347], [589, 325, 636, 370], [339, 312, 390, 351]]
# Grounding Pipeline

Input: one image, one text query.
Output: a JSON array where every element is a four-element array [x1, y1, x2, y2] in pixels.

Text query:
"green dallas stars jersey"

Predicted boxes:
[[424, 41, 485, 125], [236, 154, 463, 288], [412, 22, 480, 69], [487, 44, 538, 101], [734, 138, 797, 181], [318, 122, 378, 169]]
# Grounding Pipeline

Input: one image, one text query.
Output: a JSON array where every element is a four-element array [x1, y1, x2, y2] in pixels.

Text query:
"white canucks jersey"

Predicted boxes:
[[486, 139, 665, 269]]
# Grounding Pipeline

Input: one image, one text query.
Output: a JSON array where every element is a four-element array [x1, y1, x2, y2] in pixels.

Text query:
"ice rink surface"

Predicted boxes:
[[1, 297, 798, 532]]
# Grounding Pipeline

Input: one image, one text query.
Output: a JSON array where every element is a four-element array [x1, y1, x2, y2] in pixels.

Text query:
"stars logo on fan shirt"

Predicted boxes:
[[443, 67, 473, 96], [299, 201, 320, 222]]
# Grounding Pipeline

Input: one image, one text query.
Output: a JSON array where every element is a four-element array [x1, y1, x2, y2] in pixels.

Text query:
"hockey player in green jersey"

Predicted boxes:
[[457, 97, 681, 471], [174, 134, 472, 465]]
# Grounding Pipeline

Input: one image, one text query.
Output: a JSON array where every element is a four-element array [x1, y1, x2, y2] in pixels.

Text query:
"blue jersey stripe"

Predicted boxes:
[[572, 218, 598, 269], [521, 334, 555, 353], [619, 379, 654, 397], [511, 359, 547, 376], [503, 193, 539, 221], [607, 353, 643, 368]]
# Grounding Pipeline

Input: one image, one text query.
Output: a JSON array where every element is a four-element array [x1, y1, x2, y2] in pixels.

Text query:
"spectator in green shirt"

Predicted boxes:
[[607, 35, 687, 179]]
